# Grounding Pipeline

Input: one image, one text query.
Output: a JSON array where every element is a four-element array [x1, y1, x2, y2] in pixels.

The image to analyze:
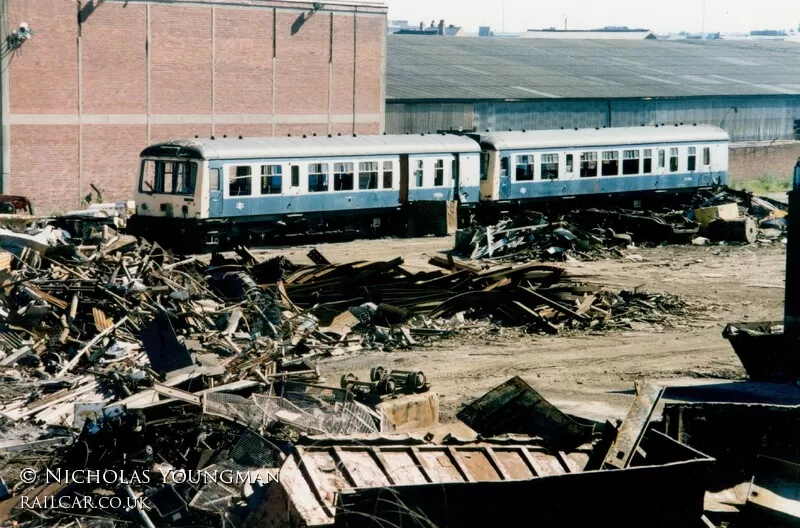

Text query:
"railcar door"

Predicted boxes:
[[452, 157, 460, 202], [399, 154, 409, 203], [209, 167, 223, 216], [499, 155, 511, 200]]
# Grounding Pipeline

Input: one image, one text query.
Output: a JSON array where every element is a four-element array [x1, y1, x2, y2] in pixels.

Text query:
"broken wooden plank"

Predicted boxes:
[[223, 308, 243, 337], [57, 315, 129, 376], [519, 287, 590, 323], [153, 383, 202, 406]]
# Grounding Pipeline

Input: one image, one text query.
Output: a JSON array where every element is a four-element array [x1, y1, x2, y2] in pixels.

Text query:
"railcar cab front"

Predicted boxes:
[[135, 141, 208, 222]]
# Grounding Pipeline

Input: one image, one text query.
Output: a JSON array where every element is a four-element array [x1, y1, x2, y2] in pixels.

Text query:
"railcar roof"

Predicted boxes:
[[480, 125, 730, 151], [140, 134, 481, 160]]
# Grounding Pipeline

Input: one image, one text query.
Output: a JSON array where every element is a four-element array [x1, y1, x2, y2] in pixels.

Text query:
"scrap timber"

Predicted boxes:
[[0, 220, 724, 527]]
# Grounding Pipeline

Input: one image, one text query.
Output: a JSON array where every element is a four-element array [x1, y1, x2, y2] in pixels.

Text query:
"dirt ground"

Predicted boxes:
[[249, 236, 787, 424]]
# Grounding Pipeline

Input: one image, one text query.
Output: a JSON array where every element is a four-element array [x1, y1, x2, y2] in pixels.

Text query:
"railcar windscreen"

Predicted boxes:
[[140, 160, 198, 196]]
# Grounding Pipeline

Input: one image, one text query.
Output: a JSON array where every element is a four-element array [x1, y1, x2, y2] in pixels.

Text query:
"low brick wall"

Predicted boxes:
[[729, 141, 800, 183]]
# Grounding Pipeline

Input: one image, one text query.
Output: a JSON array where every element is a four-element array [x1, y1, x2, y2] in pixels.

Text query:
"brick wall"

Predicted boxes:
[[3, 0, 387, 213], [729, 141, 800, 183]]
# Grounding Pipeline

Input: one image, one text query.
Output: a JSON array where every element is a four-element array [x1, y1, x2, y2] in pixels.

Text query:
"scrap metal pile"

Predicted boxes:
[[460, 187, 789, 261], [277, 250, 693, 336], [0, 225, 695, 526]]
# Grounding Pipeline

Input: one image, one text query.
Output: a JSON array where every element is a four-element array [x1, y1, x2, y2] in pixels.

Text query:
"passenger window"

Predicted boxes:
[[260, 165, 282, 195], [500, 157, 509, 178], [358, 161, 379, 190], [414, 160, 424, 187], [434, 159, 445, 187], [566, 154, 574, 174], [308, 163, 329, 192], [688, 147, 697, 171], [670, 148, 679, 172], [229, 166, 252, 196], [334, 162, 354, 191], [622, 150, 640, 175], [291, 166, 300, 187], [703, 147, 711, 166], [601, 151, 619, 176], [642, 150, 653, 174], [382, 161, 393, 188], [580, 152, 598, 177], [210, 168, 220, 191], [541, 154, 559, 180], [658, 150, 666, 169], [516, 155, 534, 181]]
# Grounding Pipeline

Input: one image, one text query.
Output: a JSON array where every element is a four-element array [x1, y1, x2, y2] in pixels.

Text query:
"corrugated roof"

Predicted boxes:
[[140, 134, 480, 160], [480, 124, 729, 150], [388, 36, 800, 100]]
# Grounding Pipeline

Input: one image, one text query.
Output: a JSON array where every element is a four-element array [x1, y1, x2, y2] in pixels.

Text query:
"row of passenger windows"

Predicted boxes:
[[226, 161, 395, 197], [223, 159, 450, 197], [414, 159, 446, 188], [505, 147, 712, 181]]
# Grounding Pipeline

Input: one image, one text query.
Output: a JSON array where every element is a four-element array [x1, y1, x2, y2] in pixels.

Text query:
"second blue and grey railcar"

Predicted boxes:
[[477, 125, 729, 202]]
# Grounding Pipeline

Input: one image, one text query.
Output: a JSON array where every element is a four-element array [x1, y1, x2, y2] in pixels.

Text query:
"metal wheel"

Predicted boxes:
[[340, 373, 357, 389], [370, 365, 386, 382], [409, 371, 426, 390]]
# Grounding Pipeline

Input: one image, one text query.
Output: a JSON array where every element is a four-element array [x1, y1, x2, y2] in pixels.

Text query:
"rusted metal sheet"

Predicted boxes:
[[457, 376, 594, 449], [603, 382, 665, 469], [377, 392, 440, 433], [334, 431, 714, 528], [270, 441, 586, 526], [746, 456, 800, 525]]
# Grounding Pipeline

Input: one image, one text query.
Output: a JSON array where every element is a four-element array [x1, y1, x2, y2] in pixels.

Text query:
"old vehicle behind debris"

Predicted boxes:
[[129, 134, 481, 251], [476, 124, 729, 203], [128, 125, 730, 252]]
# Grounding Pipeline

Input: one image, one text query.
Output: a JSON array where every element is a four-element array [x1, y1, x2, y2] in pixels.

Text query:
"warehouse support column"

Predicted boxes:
[[786, 159, 800, 350]]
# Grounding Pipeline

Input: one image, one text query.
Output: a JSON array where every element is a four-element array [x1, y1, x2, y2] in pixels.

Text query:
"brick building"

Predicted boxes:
[[0, 0, 387, 213]]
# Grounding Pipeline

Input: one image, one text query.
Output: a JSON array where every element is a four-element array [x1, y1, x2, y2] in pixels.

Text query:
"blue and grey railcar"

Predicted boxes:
[[131, 134, 481, 247], [129, 125, 731, 248], [478, 125, 729, 202]]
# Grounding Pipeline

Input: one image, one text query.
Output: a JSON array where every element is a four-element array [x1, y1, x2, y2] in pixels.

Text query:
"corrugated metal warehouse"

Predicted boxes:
[[0, 0, 387, 213], [386, 36, 800, 181]]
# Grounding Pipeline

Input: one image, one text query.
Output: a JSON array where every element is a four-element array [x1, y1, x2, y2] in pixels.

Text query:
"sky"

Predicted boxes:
[[382, 0, 800, 35]]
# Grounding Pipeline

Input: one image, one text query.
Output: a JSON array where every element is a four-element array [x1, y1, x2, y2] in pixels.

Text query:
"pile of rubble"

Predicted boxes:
[[0, 225, 697, 525], [690, 186, 788, 245], [459, 186, 789, 261]]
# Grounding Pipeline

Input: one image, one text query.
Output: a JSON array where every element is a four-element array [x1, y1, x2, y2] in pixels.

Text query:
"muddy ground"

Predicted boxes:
[[250, 236, 787, 424]]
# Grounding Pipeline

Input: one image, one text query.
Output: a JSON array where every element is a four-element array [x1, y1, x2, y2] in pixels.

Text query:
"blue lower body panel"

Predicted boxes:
[[408, 187, 454, 202], [503, 172, 726, 201], [215, 190, 400, 220], [457, 185, 481, 204]]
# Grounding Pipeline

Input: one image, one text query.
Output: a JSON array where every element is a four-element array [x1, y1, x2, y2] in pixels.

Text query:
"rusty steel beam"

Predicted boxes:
[[603, 382, 665, 470]]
